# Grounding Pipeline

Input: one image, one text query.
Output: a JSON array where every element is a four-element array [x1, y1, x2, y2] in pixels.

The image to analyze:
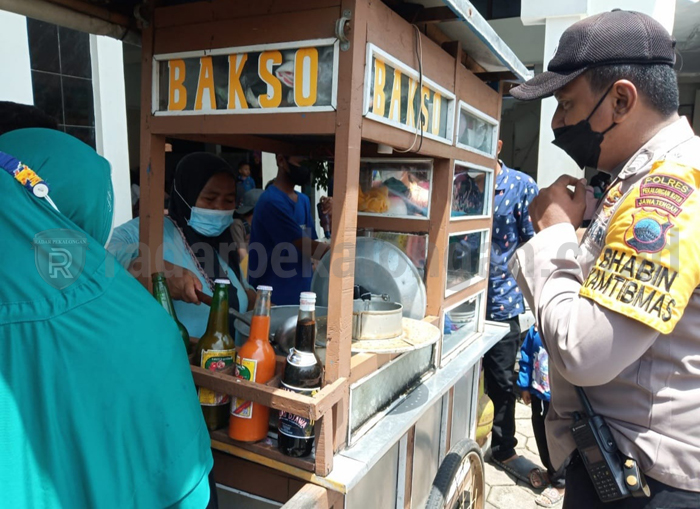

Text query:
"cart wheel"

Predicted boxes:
[[425, 439, 485, 509]]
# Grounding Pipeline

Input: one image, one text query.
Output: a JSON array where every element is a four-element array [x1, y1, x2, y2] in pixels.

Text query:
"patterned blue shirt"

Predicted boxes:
[[488, 163, 538, 321]]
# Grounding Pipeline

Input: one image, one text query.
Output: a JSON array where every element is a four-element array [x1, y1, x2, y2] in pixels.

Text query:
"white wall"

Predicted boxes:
[[536, 15, 586, 188], [489, 18, 545, 67], [91, 34, 132, 228], [500, 98, 541, 178], [0, 11, 33, 104]]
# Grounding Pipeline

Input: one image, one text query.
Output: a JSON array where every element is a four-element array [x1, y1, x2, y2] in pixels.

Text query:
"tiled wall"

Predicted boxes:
[[26, 18, 95, 148]]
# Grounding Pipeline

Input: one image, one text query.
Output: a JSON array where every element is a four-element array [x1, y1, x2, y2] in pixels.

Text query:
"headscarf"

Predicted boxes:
[[168, 152, 241, 313], [0, 129, 212, 507], [0, 127, 114, 244]]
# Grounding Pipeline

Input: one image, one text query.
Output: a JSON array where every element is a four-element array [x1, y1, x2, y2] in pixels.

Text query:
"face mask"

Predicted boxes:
[[188, 207, 234, 237], [552, 84, 616, 169], [288, 161, 311, 186]]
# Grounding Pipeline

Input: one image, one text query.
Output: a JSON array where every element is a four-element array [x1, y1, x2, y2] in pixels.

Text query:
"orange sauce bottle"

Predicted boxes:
[[228, 285, 276, 442]]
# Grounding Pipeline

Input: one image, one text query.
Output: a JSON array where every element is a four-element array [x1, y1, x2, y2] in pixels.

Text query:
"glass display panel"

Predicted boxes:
[[451, 163, 492, 219], [442, 293, 484, 359], [456, 102, 498, 157], [358, 159, 432, 219], [446, 230, 489, 295]]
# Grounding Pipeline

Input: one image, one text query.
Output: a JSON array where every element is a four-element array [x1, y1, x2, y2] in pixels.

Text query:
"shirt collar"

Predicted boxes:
[[495, 161, 510, 190], [616, 117, 696, 180]]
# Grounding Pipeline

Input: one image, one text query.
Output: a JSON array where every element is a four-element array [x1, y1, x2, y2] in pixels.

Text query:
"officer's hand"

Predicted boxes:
[[528, 175, 586, 233]]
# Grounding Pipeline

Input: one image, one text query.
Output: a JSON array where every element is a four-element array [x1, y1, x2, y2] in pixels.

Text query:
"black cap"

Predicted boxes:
[[511, 10, 676, 101]]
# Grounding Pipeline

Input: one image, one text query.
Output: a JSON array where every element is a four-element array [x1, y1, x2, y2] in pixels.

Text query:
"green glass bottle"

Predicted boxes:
[[192, 279, 236, 431], [151, 272, 191, 354]]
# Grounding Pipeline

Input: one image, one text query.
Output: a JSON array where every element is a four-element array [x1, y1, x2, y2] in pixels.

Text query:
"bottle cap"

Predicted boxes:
[[214, 278, 231, 285], [257, 285, 273, 292], [300, 292, 316, 311]]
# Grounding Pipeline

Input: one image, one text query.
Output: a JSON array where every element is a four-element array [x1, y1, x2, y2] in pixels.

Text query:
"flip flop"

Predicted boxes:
[[535, 486, 565, 507], [490, 455, 545, 486]]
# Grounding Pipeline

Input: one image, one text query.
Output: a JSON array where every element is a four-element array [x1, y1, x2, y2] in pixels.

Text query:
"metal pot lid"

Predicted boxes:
[[311, 237, 427, 320]]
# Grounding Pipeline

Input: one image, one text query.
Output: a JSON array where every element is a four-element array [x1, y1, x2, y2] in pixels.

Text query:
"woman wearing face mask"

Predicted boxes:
[[108, 152, 255, 341]]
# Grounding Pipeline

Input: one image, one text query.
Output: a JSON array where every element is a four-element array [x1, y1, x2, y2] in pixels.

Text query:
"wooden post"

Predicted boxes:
[[424, 157, 453, 317], [282, 482, 343, 509], [137, 2, 165, 290], [324, 0, 368, 454]]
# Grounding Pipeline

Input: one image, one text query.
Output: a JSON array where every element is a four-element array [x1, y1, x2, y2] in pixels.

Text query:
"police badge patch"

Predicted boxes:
[[580, 161, 700, 335], [624, 212, 673, 254]]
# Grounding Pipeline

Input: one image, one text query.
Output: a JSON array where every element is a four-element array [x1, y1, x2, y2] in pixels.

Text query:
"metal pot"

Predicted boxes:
[[234, 305, 328, 355], [352, 300, 404, 340]]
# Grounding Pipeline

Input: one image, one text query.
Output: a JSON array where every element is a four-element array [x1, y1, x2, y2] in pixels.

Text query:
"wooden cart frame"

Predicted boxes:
[[131, 0, 519, 506]]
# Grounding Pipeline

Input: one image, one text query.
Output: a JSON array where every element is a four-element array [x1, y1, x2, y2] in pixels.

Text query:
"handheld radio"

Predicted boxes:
[[570, 387, 650, 502]]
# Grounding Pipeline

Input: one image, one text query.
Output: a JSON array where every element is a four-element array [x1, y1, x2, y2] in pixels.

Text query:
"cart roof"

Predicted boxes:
[[403, 0, 533, 81], [33, 0, 531, 82]]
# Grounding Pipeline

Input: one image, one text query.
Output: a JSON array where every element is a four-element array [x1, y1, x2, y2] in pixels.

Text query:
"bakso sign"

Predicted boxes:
[[364, 44, 455, 144], [154, 39, 338, 115]]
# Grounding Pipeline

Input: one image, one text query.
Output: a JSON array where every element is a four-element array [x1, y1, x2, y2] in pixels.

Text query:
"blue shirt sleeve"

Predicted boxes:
[[518, 177, 538, 244], [517, 326, 536, 391]]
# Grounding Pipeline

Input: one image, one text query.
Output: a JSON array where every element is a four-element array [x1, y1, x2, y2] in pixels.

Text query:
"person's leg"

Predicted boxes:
[[483, 317, 521, 461], [530, 397, 553, 484], [539, 400, 565, 489]]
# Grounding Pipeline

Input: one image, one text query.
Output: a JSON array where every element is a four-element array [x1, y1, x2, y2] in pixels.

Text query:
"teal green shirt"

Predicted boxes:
[[0, 128, 212, 508]]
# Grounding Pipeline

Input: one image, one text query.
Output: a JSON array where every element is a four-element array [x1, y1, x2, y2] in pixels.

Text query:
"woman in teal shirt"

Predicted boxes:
[[0, 128, 212, 508], [108, 153, 254, 341]]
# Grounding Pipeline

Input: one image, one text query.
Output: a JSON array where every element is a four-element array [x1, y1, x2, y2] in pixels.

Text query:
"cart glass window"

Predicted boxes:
[[456, 102, 498, 157], [358, 159, 432, 219], [446, 229, 489, 295], [442, 292, 484, 360], [360, 230, 428, 280], [451, 163, 493, 219]]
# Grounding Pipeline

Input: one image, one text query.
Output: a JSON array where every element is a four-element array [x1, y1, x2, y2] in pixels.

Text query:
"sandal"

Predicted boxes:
[[535, 486, 565, 507], [490, 455, 545, 486], [529, 468, 550, 489]]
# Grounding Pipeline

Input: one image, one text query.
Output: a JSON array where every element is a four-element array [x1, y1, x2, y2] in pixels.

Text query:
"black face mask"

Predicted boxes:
[[552, 84, 616, 170], [288, 161, 311, 186]]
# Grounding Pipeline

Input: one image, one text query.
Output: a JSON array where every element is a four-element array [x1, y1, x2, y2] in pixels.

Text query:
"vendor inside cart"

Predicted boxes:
[[248, 154, 332, 305], [108, 152, 255, 339]]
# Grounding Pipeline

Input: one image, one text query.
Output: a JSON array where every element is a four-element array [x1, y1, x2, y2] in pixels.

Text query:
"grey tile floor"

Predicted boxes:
[[484, 401, 556, 509]]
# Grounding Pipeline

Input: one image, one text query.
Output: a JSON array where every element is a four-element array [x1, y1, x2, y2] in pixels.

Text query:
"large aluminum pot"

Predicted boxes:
[[234, 305, 328, 355]]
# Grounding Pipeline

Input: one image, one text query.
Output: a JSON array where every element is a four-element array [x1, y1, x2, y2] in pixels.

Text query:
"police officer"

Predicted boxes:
[[509, 10, 700, 509]]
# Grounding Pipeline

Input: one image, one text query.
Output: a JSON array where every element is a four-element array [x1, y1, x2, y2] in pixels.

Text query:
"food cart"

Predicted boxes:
[[39, 0, 531, 506]]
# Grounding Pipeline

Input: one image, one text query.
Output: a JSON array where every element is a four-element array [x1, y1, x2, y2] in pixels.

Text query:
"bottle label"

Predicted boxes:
[[278, 382, 319, 439], [198, 349, 235, 406], [288, 349, 319, 367], [230, 356, 258, 419]]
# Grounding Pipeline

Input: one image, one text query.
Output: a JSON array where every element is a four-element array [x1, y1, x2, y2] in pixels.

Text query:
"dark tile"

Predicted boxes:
[[27, 18, 60, 73], [31, 71, 63, 123], [62, 76, 94, 126], [58, 26, 92, 79], [63, 126, 96, 149]]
